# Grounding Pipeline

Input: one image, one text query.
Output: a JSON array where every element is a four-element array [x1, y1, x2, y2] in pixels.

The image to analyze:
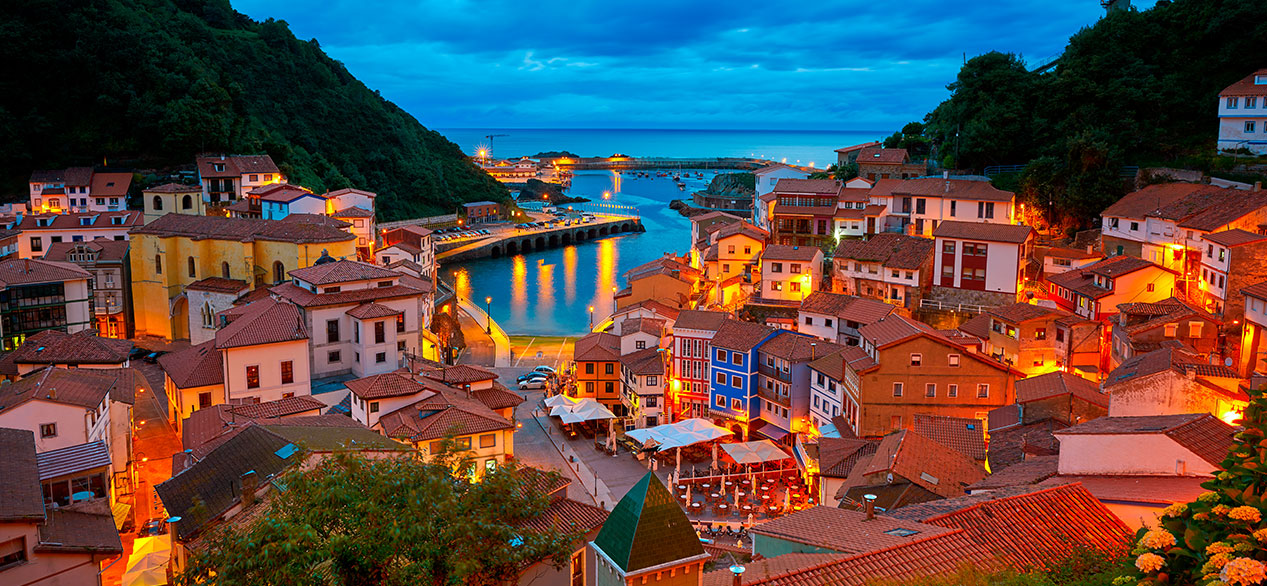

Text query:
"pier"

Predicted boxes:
[[436, 209, 644, 263], [551, 157, 805, 172]]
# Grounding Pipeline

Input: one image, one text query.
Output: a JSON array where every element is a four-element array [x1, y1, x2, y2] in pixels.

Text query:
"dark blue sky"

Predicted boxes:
[[234, 1, 1148, 131]]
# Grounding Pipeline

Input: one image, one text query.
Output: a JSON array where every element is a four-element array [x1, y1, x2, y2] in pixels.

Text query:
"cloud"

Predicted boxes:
[[232, 0, 1143, 129]]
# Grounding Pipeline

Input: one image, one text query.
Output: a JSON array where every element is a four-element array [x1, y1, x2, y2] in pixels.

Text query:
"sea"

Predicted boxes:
[[439, 128, 886, 336]]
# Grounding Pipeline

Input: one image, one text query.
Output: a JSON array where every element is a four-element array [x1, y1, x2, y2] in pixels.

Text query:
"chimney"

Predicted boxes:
[[1255, 181, 1262, 193], [810, 342, 817, 361], [181, 449, 196, 473], [863, 494, 877, 520], [241, 470, 259, 506]]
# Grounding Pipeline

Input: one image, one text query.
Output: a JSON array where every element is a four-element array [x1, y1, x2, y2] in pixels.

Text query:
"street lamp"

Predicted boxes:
[[485, 296, 492, 334], [589, 305, 595, 330]]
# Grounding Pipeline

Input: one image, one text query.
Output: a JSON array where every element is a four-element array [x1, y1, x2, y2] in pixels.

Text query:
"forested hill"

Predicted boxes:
[[896, 0, 1267, 229], [0, 0, 508, 221]]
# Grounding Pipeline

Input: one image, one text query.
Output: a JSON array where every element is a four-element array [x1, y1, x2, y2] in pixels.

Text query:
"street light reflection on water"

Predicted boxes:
[[446, 169, 697, 335]]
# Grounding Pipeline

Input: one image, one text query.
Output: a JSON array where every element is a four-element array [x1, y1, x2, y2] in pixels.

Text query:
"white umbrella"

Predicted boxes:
[[125, 553, 168, 575], [130, 536, 170, 557], [712, 442, 719, 470], [544, 394, 579, 408], [122, 567, 168, 586], [676, 447, 681, 474]]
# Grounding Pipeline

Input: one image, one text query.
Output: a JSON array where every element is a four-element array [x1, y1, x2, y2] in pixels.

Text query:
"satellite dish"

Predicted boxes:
[[1226, 357, 1234, 367]]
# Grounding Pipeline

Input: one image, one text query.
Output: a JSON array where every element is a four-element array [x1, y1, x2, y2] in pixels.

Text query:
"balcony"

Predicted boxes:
[[758, 387, 790, 408], [757, 364, 791, 383]]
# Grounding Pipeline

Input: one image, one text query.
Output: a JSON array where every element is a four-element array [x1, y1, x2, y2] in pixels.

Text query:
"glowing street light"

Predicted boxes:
[[589, 305, 595, 330], [485, 296, 493, 334]]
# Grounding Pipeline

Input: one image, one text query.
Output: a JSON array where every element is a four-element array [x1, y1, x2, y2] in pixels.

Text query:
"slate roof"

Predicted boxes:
[[290, 260, 400, 285], [215, 298, 308, 349], [912, 414, 987, 461], [1100, 183, 1205, 218], [862, 430, 987, 498], [1052, 413, 1236, 467], [592, 472, 706, 574], [158, 423, 402, 540], [574, 332, 622, 362], [886, 483, 1132, 569], [832, 233, 934, 270], [6, 329, 132, 366], [762, 244, 823, 262], [673, 309, 728, 331], [186, 277, 250, 294], [0, 258, 90, 286], [932, 221, 1034, 244], [375, 386, 515, 442], [711, 319, 776, 352], [131, 213, 354, 244], [0, 366, 143, 411], [0, 428, 45, 522], [1015, 371, 1110, 407], [36, 440, 112, 480], [159, 340, 223, 389]]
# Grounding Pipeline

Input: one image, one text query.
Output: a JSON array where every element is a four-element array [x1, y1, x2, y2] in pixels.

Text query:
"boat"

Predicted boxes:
[[678, 183, 685, 190]]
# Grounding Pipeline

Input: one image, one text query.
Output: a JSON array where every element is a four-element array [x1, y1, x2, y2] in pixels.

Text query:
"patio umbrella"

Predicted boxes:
[[712, 442, 719, 470], [130, 536, 170, 557], [122, 566, 167, 586], [544, 394, 579, 408], [125, 553, 168, 575], [676, 447, 681, 474], [784, 489, 790, 510]]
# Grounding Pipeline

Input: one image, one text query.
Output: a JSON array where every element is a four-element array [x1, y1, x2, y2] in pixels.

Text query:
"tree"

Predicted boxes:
[[883, 122, 933, 160], [924, 51, 1041, 171], [176, 450, 583, 586], [1119, 388, 1266, 586]]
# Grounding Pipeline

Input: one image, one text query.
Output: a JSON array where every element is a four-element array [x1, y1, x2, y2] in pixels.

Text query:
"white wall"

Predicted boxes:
[[1057, 433, 1218, 476], [756, 169, 809, 196], [0, 399, 107, 454], [222, 340, 312, 403], [798, 310, 837, 342]]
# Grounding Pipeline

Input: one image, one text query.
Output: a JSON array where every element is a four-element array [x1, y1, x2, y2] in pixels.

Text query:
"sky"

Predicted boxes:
[[232, 1, 1147, 131]]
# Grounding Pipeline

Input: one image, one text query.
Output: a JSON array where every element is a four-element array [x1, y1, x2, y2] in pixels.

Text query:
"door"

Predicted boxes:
[[867, 217, 875, 234]]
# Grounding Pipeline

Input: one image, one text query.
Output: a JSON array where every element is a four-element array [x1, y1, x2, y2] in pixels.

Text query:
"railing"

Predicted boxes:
[[919, 298, 993, 314], [757, 387, 790, 408]]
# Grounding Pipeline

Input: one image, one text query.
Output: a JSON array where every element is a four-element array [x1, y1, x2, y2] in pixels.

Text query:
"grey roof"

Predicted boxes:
[[37, 440, 112, 480], [0, 428, 45, 522]]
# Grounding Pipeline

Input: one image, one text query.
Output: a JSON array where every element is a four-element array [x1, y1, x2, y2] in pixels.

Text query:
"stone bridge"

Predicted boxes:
[[437, 217, 645, 262]]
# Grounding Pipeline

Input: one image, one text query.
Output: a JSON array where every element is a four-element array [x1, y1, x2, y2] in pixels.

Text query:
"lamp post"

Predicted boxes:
[[589, 305, 595, 330], [485, 296, 492, 334]]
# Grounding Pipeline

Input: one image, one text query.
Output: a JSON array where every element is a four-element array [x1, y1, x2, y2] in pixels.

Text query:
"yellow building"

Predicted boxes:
[[129, 214, 355, 340], [143, 183, 205, 224]]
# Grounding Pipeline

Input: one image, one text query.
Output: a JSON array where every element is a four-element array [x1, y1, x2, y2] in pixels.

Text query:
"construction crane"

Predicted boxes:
[[484, 134, 509, 161]]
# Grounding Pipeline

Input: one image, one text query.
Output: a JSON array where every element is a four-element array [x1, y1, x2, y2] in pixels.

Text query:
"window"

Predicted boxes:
[[374, 321, 386, 344], [375, 352, 386, 363], [1228, 97, 1240, 109], [716, 349, 727, 362], [604, 363, 614, 375], [731, 398, 742, 410], [925, 383, 936, 398], [771, 281, 783, 291], [1249, 97, 1259, 108], [429, 440, 443, 455], [976, 384, 989, 398], [246, 365, 260, 389], [182, 194, 193, 210], [585, 362, 594, 374], [281, 360, 294, 384], [771, 262, 783, 273], [327, 319, 340, 343], [893, 382, 903, 397], [1130, 221, 1139, 231], [585, 382, 594, 394], [948, 384, 958, 398], [731, 375, 741, 387], [221, 262, 230, 278], [199, 392, 213, 409], [715, 372, 726, 385], [1249, 121, 1258, 133], [715, 394, 725, 407], [39, 423, 57, 438], [604, 381, 614, 394], [635, 340, 646, 350], [910, 353, 922, 366], [890, 416, 902, 430], [1146, 283, 1156, 293], [1190, 321, 1204, 337], [978, 201, 995, 219], [480, 433, 497, 448], [647, 375, 658, 386], [791, 282, 801, 292], [791, 263, 801, 274], [948, 354, 960, 367], [0, 536, 27, 570], [328, 350, 341, 363], [152, 195, 163, 210], [732, 353, 742, 366], [456, 437, 472, 450], [187, 257, 196, 278], [1035, 328, 1047, 340], [29, 237, 41, 252], [370, 401, 380, 413], [273, 261, 285, 284]]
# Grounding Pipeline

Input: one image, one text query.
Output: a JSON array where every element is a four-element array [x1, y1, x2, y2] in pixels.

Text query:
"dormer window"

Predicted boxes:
[[79, 217, 92, 226], [111, 216, 123, 225], [37, 218, 50, 227], [1256, 75, 1267, 85], [378, 281, 393, 288], [213, 163, 225, 172]]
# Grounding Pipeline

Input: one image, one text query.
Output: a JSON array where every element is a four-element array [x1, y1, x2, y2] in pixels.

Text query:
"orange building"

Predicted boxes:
[[573, 332, 624, 415]]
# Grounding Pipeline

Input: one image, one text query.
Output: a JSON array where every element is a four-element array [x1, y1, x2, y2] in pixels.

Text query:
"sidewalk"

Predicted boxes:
[[529, 409, 652, 510]]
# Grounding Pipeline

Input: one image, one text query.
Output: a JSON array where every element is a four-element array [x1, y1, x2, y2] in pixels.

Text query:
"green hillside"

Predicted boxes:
[[904, 0, 1267, 227], [0, 0, 508, 221]]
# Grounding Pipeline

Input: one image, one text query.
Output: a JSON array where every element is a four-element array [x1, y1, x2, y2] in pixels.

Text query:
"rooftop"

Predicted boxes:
[[6, 329, 132, 366], [762, 244, 823, 262], [0, 258, 91, 286], [196, 154, 280, 178], [1052, 413, 1235, 467], [832, 232, 934, 270], [0, 428, 45, 522], [711, 319, 776, 352], [1015, 371, 1110, 407], [751, 506, 953, 554], [912, 414, 987, 461], [215, 298, 308, 349], [932, 220, 1034, 244], [158, 340, 224, 389], [290, 259, 400, 285], [592, 472, 706, 574], [131, 213, 354, 244], [870, 176, 1014, 202], [574, 332, 622, 362], [0, 367, 143, 412], [375, 386, 515, 442]]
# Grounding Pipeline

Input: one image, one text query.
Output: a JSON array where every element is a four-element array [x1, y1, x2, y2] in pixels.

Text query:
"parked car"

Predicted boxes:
[[128, 347, 150, 361], [533, 365, 558, 376], [519, 378, 548, 390], [143, 351, 167, 364], [517, 371, 549, 383]]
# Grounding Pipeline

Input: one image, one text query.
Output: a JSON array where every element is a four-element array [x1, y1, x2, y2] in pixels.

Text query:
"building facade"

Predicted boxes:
[[42, 238, 132, 339]]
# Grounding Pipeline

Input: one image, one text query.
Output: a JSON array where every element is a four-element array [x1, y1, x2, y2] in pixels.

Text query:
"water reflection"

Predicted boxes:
[[511, 255, 528, 323], [537, 260, 555, 316], [563, 246, 577, 304]]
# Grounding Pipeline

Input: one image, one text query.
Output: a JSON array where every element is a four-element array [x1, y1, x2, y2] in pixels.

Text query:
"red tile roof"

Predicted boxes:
[[1053, 413, 1235, 466], [7, 329, 132, 365], [144, 182, 201, 193], [574, 332, 622, 362], [19, 210, 143, 231], [751, 506, 953, 554], [270, 282, 424, 308], [228, 395, 326, 419], [832, 233, 934, 270], [254, 185, 317, 203], [613, 299, 681, 321], [159, 340, 224, 389], [0, 428, 45, 522], [1243, 280, 1267, 300], [858, 147, 908, 164], [1044, 246, 1102, 260], [620, 316, 666, 337], [131, 213, 353, 243], [887, 483, 1132, 569], [932, 220, 1034, 244], [673, 309, 728, 331], [346, 302, 402, 320], [1100, 183, 1206, 219], [1015, 371, 1109, 407], [30, 167, 93, 185], [417, 363, 499, 385], [711, 319, 776, 351], [88, 172, 132, 197], [376, 387, 514, 442], [332, 206, 374, 218], [472, 383, 525, 411], [834, 141, 882, 154], [817, 438, 877, 478], [186, 277, 250, 294], [345, 372, 425, 400], [912, 414, 987, 461], [1220, 69, 1267, 97], [1039, 474, 1206, 506], [196, 154, 280, 178], [759, 331, 846, 362], [762, 244, 823, 262], [967, 455, 1059, 491], [862, 430, 987, 498], [957, 313, 992, 340], [771, 178, 842, 195], [986, 302, 1065, 324], [0, 367, 144, 411], [0, 258, 91, 286], [620, 347, 665, 376], [290, 260, 400, 285], [215, 298, 308, 349], [1203, 228, 1267, 247], [870, 177, 1015, 202]]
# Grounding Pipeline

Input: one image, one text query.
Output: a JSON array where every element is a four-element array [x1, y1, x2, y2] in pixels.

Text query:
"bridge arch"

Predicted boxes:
[[505, 241, 518, 255], [535, 236, 546, 249], [490, 245, 502, 258], [588, 228, 597, 239], [549, 234, 559, 247], [562, 232, 572, 245], [622, 222, 632, 232], [599, 226, 609, 236], [521, 239, 533, 252]]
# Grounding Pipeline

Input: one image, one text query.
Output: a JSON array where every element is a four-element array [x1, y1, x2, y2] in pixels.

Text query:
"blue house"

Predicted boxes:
[[708, 319, 777, 439], [752, 331, 847, 442]]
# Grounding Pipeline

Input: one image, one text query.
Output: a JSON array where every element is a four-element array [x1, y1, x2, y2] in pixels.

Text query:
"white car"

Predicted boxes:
[[519, 378, 548, 390], [533, 365, 558, 376]]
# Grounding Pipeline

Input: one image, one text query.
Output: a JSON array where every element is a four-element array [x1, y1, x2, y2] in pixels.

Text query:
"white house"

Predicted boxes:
[[868, 176, 1016, 238], [617, 316, 665, 354], [197, 154, 287, 204], [831, 232, 935, 310], [760, 244, 824, 302], [216, 297, 312, 405], [0, 258, 95, 350], [28, 167, 132, 214], [271, 258, 428, 378], [620, 347, 667, 428], [932, 221, 1035, 306], [15, 210, 143, 259], [831, 177, 880, 239], [1217, 69, 1267, 155], [797, 291, 895, 346], [754, 164, 809, 197]]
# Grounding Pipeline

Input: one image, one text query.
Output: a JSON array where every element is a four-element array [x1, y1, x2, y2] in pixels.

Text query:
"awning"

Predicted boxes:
[[111, 501, 132, 530], [749, 420, 790, 442], [720, 440, 792, 465], [625, 418, 732, 452]]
